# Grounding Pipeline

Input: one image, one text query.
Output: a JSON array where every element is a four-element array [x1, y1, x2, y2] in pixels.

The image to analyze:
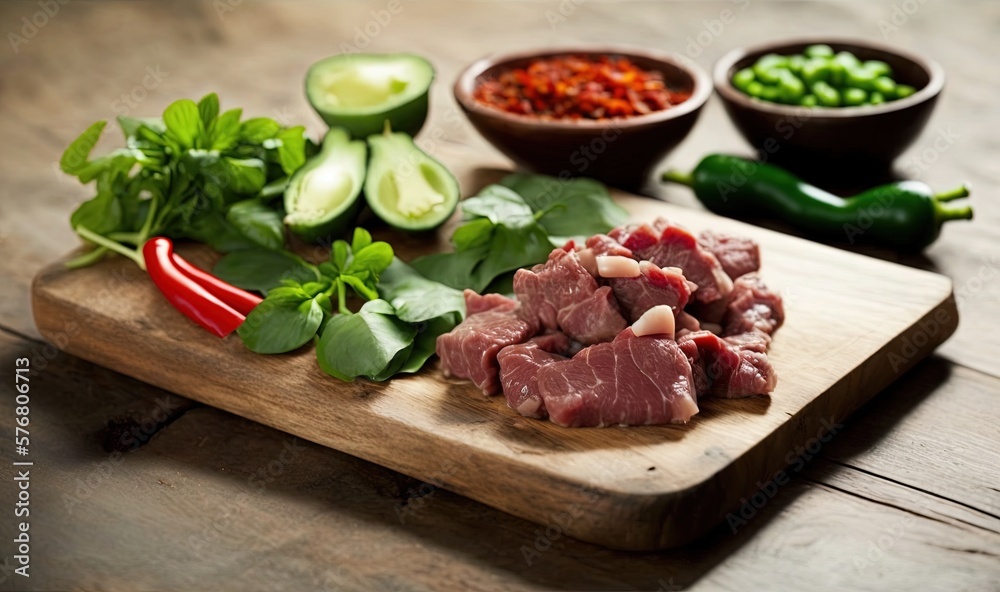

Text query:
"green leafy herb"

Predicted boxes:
[[213, 248, 319, 295], [379, 258, 465, 323], [316, 299, 417, 382], [411, 174, 626, 292], [237, 284, 331, 354], [499, 173, 628, 240], [60, 93, 309, 269]]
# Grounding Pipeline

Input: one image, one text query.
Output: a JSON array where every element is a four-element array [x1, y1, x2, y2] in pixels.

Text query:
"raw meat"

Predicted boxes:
[[607, 260, 693, 323], [610, 218, 734, 303], [497, 333, 571, 419], [537, 328, 698, 427], [699, 231, 761, 280], [585, 234, 633, 257], [436, 310, 536, 396], [514, 249, 628, 344], [722, 273, 785, 337], [555, 286, 628, 344], [678, 331, 777, 398], [464, 289, 518, 316]]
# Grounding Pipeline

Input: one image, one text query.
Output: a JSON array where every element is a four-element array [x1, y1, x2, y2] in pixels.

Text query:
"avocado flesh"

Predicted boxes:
[[284, 128, 366, 242], [365, 132, 459, 231], [306, 54, 434, 138]]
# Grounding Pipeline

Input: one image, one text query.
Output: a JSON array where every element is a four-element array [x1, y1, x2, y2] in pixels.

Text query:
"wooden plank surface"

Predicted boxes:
[[1, 0, 998, 589], [31, 168, 959, 550]]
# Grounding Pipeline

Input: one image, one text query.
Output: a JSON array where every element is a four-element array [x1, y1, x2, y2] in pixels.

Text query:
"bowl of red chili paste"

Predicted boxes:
[[454, 48, 711, 188]]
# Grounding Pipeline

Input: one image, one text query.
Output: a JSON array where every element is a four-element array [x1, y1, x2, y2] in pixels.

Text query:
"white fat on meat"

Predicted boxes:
[[632, 304, 675, 339], [596, 255, 640, 278]]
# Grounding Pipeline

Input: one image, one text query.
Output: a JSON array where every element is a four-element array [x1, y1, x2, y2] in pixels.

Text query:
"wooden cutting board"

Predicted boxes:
[[31, 165, 957, 551]]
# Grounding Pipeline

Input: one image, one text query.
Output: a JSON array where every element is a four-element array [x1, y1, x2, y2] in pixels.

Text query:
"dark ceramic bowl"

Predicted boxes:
[[714, 38, 944, 177], [454, 47, 712, 188]]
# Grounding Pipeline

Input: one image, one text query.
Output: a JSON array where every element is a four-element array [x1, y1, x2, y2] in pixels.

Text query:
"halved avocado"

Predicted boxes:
[[284, 128, 366, 242], [364, 127, 459, 232], [305, 53, 434, 139]]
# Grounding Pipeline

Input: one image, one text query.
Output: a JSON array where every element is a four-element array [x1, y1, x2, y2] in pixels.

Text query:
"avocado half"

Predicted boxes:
[[284, 128, 366, 243], [306, 53, 434, 139], [364, 127, 459, 232]]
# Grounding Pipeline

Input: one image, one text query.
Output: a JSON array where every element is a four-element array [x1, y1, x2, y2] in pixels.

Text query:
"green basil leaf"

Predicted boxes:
[[316, 299, 417, 381], [461, 184, 534, 225], [210, 108, 243, 152], [397, 313, 460, 374], [471, 222, 552, 293], [410, 245, 489, 291], [163, 99, 204, 150], [60, 121, 106, 176], [239, 117, 281, 143], [213, 248, 318, 294], [274, 125, 307, 176], [180, 211, 257, 253], [351, 227, 372, 253], [225, 199, 285, 250], [451, 217, 495, 252], [331, 241, 349, 273], [237, 292, 326, 354], [221, 157, 268, 195], [198, 93, 220, 128], [379, 258, 465, 323], [499, 173, 628, 238], [70, 187, 122, 235], [345, 241, 393, 278]]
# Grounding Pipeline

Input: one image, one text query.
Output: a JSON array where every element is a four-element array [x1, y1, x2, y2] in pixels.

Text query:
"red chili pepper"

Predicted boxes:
[[170, 252, 262, 316], [142, 237, 245, 338]]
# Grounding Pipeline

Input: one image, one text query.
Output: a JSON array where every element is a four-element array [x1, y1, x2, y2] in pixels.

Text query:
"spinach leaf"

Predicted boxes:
[[397, 313, 459, 374], [238, 287, 330, 354], [471, 222, 552, 293], [162, 99, 204, 149], [410, 245, 490, 291], [500, 173, 628, 238], [316, 299, 417, 381], [213, 248, 318, 294], [379, 258, 466, 323], [461, 184, 535, 224], [70, 187, 122, 235], [226, 198, 285, 250]]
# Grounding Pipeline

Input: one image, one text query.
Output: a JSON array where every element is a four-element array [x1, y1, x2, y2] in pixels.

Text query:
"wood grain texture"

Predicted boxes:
[[2, 329, 997, 592], [31, 171, 958, 550]]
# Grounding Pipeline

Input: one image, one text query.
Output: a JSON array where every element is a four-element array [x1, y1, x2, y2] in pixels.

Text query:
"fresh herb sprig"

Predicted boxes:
[[228, 228, 465, 381], [60, 93, 309, 269]]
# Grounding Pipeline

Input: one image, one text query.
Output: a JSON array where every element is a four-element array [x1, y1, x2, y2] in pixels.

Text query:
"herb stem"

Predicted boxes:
[[65, 246, 109, 269], [337, 281, 349, 315], [75, 225, 146, 270]]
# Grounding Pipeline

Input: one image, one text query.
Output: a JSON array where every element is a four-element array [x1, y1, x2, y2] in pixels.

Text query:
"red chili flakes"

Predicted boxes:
[[473, 55, 691, 120]]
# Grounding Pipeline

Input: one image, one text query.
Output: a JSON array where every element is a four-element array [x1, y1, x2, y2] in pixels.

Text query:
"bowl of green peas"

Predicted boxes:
[[714, 38, 944, 175]]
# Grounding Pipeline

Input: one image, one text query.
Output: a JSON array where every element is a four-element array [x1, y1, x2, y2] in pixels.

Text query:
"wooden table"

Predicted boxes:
[[1, 1, 997, 590]]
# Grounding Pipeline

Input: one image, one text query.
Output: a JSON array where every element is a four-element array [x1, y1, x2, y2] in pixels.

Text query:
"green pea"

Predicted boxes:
[[869, 91, 885, 105], [755, 65, 785, 85], [733, 68, 756, 91], [833, 51, 860, 68], [805, 44, 834, 58], [801, 58, 831, 85], [843, 88, 867, 106], [759, 85, 782, 103], [746, 81, 765, 98], [778, 70, 805, 103], [872, 76, 896, 96], [895, 84, 916, 99], [830, 51, 859, 86], [813, 81, 840, 107], [801, 94, 818, 107], [846, 66, 878, 91], [788, 55, 807, 75], [863, 60, 892, 78], [753, 54, 788, 82]]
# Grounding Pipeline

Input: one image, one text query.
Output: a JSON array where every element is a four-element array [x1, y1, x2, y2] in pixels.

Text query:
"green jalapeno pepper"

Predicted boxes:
[[661, 154, 973, 250]]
